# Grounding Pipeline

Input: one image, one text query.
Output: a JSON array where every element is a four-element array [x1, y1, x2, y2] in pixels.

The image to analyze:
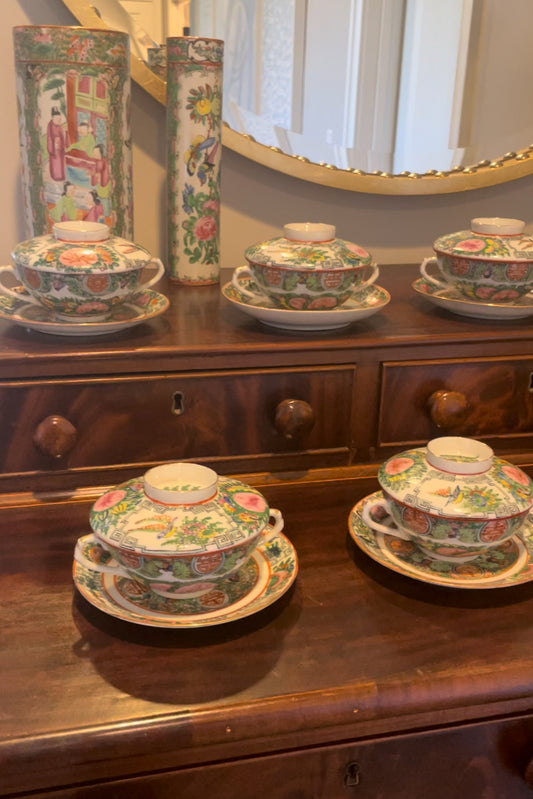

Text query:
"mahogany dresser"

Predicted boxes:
[[1, 264, 533, 797], [0, 263, 531, 498]]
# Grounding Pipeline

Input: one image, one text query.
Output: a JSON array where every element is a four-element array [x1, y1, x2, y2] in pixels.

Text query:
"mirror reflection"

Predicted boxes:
[[115, 0, 533, 176]]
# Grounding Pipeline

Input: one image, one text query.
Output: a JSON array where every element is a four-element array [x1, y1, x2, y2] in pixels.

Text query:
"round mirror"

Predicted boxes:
[[62, 0, 533, 194]]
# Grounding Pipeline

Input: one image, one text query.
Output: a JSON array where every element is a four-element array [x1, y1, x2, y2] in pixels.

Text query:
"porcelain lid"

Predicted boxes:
[[433, 218, 533, 262], [89, 463, 272, 555], [12, 221, 153, 273], [378, 437, 533, 519], [245, 222, 372, 270]]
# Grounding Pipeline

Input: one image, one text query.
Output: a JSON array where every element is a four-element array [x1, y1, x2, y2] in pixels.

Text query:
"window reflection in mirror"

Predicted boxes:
[[119, 0, 533, 175]]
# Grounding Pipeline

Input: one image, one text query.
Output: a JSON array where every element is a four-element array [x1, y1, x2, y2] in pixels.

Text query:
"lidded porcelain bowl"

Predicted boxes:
[[75, 463, 284, 595], [420, 218, 533, 302], [1, 220, 164, 320], [245, 222, 373, 270], [233, 222, 378, 310], [363, 437, 533, 562]]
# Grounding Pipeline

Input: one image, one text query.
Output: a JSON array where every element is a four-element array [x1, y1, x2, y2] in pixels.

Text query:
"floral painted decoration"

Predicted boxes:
[[90, 475, 272, 555], [245, 235, 373, 270], [379, 444, 533, 518], [13, 229, 152, 273], [434, 220, 533, 262], [167, 37, 223, 284], [349, 493, 533, 590]]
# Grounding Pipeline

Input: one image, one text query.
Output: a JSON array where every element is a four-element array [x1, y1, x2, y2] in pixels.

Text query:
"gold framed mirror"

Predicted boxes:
[[62, 0, 533, 195]]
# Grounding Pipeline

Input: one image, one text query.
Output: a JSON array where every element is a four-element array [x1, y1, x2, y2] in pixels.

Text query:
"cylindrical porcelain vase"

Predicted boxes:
[[167, 37, 223, 284], [13, 25, 133, 239]]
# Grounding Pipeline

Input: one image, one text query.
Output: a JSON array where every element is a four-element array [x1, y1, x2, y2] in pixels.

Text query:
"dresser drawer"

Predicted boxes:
[[26, 716, 533, 798], [378, 357, 533, 450], [0, 366, 354, 475]]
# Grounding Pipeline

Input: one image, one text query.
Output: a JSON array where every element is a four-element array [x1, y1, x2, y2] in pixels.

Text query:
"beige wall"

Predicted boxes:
[[3, 0, 533, 272]]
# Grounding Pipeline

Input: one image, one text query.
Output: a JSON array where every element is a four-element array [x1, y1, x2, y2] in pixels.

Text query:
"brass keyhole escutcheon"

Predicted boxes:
[[344, 761, 361, 788], [171, 391, 185, 415]]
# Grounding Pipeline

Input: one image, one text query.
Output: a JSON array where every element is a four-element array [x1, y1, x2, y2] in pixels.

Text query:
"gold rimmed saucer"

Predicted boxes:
[[0, 289, 169, 336], [349, 492, 533, 589], [223, 276, 390, 331], [413, 277, 533, 320]]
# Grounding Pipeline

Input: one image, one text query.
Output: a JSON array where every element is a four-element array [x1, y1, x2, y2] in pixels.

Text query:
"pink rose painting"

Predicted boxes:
[[308, 296, 338, 309], [490, 289, 521, 302], [93, 489, 127, 512], [193, 215, 217, 241], [288, 296, 306, 309], [74, 301, 109, 315], [384, 457, 414, 476], [346, 243, 370, 259], [233, 492, 267, 513], [502, 465, 531, 487], [456, 239, 485, 253]]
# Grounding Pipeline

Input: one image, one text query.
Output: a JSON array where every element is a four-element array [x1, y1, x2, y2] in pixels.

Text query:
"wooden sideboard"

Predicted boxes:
[[2, 264, 533, 797], [0, 264, 532, 501], [4, 475, 533, 797]]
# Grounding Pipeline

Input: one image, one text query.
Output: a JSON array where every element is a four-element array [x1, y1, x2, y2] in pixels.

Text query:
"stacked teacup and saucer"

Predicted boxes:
[[73, 462, 297, 628], [0, 220, 168, 336], [413, 217, 533, 320], [222, 222, 390, 331], [349, 436, 533, 589]]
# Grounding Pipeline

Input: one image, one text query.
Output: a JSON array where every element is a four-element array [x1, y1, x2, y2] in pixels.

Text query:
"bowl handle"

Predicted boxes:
[[232, 265, 263, 300], [361, 498, 411, 540], [74, 534, 130, 577], [357, 262, 380, 290], [419, 256, 448, 289], [140, 257, 165, 291], [262, 508, 284, 540], [0, 265, 40, 304]]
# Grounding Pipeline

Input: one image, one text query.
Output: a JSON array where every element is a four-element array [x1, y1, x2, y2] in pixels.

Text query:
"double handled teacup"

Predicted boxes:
[[235, 222, 378, 310], [0, 221, 164, 320], [363, 436, 533, 562], [420, 217, 533, 303], [74, 462, 284, 597]]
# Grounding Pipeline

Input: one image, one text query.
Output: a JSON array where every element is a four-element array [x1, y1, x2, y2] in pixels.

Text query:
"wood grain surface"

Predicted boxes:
[[3, 474, 533, 795]]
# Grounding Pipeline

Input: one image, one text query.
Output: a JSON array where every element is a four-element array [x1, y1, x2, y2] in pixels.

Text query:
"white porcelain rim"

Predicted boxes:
[[426, 436, 494, 474], [283, 222, 336, 242], [470, 217, 525, 236], [144, 462, 218, 504], [53, 220, 110, 242]]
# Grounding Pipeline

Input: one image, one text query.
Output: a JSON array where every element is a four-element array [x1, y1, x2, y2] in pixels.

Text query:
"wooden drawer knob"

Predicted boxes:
[[427, 389, 470, 430], [274, 399, 315, 440], [33, 415, 77, 459]]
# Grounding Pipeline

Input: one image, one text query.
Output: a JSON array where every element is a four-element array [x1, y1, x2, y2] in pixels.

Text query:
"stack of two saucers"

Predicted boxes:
[[0, 221, 168, 336], [74, 463, 297, 628], [222, 222, 390, 331]]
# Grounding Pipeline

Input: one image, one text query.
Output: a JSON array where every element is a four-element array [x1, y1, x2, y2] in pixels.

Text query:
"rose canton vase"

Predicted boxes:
[[166, 37, 223, 284], [13, 26, 133, 239]]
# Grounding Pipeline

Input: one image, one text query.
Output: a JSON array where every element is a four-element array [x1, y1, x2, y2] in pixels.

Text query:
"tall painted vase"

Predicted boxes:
[[167, 37, 223, 284], [13, 26, 133, 239]]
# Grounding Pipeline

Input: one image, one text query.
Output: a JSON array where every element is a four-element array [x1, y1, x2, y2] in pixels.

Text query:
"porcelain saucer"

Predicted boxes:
[[222, 276, 390, 331], [412, 277, 533, 320], [0, 288, 169, 336], [73, 529, 297, 628], [349, 491, 533, 589]]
